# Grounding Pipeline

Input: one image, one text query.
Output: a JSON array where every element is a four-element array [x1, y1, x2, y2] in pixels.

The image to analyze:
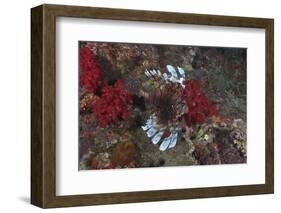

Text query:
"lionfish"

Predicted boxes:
[[142, 65, 187, 151]]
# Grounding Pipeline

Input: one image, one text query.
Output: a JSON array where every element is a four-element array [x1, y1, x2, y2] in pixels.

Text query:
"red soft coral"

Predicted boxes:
[[183, 80, 217, 126], [80, 47, 102, 93], [92, 80, 132, 127]]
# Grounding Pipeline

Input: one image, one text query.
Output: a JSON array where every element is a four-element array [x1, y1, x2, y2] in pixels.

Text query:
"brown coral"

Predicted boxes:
[[111, 142, 136, 168]]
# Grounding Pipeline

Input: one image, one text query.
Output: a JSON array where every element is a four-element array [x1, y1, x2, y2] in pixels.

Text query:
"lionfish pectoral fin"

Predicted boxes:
[[144, 70, 151, 77], [141, 119, 152, 131], [142, 124, 151, 131], [177, 77, 185, 87], [152, 131, 164, 144], [177, 67, 185, 78], [162, 73, 168, 81], [159, 134, 173, 151], [166, 65, 178, 79], [147, 127, 157, 138], [157, 70, 161, 76], [168, 132, 178, 149], [141, 115, 156, 131]]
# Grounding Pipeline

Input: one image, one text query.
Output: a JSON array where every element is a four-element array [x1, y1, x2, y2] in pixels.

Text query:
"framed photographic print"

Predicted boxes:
[[31, 4, 274, 208]]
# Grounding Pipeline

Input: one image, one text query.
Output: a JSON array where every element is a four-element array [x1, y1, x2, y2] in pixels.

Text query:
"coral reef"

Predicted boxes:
[[78, 42, 247, 170]]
